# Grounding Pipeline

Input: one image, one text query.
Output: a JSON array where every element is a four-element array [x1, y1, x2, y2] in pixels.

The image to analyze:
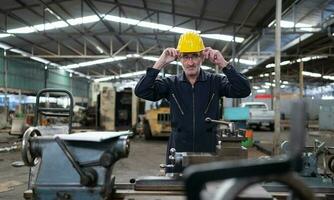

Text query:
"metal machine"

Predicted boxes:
[[21, 95, 334, 199], [22, 128, 131, 199]]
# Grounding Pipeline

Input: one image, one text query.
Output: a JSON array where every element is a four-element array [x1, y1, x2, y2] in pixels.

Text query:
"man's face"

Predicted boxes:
[[179, 52, 203, 77]]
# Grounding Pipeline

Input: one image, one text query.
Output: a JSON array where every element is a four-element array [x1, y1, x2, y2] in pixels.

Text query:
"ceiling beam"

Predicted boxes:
[[83, 0, 128, 48], [94, 0, 255, 28]]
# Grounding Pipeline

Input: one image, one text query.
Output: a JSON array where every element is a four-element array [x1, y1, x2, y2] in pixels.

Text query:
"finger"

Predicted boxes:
[[176, 50, 180, 59]]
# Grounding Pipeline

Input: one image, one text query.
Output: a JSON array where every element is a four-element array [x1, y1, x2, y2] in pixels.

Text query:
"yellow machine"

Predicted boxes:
[[142, 102, 171, 140]]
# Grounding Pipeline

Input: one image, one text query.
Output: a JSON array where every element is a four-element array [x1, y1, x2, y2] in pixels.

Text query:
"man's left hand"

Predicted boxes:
[[202, 47, 229, 69]]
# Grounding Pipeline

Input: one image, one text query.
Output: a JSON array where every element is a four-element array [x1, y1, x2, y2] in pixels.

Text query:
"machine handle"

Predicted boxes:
[[205, 117, 230, 125], [34, 88, 74, 134], [55, 137, 97, 187]]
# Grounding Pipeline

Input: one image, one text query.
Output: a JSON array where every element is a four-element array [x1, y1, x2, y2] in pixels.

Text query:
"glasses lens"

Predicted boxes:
[[181, 53, 200, 60]]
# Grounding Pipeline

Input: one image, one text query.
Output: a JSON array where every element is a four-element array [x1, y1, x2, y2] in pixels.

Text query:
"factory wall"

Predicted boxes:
[[0, 49, 89, 98]]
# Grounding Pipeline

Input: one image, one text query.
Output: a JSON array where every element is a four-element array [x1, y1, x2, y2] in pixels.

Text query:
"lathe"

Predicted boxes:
[[21, 91, 334, 199]]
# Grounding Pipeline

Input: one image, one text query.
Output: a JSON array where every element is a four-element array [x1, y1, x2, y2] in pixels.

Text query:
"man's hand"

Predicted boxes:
[[202, 47, 229, 69], [153, 48, 179, 70]]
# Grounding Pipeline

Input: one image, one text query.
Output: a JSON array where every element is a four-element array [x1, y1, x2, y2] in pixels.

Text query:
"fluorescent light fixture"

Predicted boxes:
[[8, 26, 35, 34], [137, 21, 172, 31], [323, 75, 334, 80], [63, 56, 127, 69], [270, 20, 314, 29], [104, 15, 139, 25], [169, 27, 200, 34], [282, 81, 289, 84], [126, 53, 141, 58], [265, 63, 275, 68], [259, 74, 264, 77], [321, 95, 334, 100], [9, 48, 29, 56], [241, 69, 249, 74], [271, 72, 275, 75], [0, 33, 12, 38], [67, 15, 100, 25], [280, 85, 286, 88], [0, 42, 11, 50], [231, 58, 256, 65], [34, 21, 68, 31], [264, 82, 271, 86], [143, 56, 159, 62], [120, 71, 147, 78], [262, 85, 270, 89], [96, 46, 104, 54], [264, 73, 269, 77], [296, 56, 327, 63], [248, 76, 253, 79], [201, 34, 244, 43], [252, 86, 260, 89], [280, 60, 291, 65], [30, 56, 50, 64], [45, 8, 62, 20], [302, 71, 321, 78], [256, 89, 266, 93], [94, 70, 147, 82]]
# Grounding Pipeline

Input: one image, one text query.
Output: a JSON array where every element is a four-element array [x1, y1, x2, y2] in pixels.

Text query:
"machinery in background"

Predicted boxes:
[[240, 102, 275, 130], [99, 87, 136, 131], [278, 139, 334, 186], [142, 99, 171, 140], [99, 87, 116, 131]]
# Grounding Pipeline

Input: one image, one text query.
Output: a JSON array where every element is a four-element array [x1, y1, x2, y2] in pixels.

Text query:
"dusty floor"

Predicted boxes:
[[0, 129, 334, 199]]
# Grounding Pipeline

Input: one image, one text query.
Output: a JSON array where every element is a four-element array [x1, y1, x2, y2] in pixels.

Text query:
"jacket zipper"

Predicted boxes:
[[171, 93, 184, 115], [192, 86, 195, 152], [204, 93, 215, 114]]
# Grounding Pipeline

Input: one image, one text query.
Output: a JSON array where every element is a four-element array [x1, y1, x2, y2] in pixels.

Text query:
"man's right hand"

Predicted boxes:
[[153, 48, 179, 70]]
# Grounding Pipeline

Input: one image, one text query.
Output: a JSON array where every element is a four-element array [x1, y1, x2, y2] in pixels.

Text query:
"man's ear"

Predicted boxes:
[[200, 54, 205, 62]]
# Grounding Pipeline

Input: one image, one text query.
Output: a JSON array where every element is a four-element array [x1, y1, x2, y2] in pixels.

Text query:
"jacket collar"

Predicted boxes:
[[178, 68, 208, 82]]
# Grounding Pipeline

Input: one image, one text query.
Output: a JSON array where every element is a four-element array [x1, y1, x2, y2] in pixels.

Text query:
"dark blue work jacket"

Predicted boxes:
[[135, 64, 251, 154]]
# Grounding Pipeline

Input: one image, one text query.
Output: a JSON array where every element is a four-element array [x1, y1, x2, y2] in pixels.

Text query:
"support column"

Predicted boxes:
[[299, 61, 304, 98], [4, 50, 8, 121], [273, 0, 282, 155]]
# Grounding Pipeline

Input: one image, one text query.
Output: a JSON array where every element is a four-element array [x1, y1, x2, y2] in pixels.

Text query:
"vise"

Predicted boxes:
[[22, 127, 131, 200]]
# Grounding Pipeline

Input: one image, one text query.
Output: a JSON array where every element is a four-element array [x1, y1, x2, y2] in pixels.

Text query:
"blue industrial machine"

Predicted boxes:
[[22, 128, 130, 199], [21, 90, 334, 199]]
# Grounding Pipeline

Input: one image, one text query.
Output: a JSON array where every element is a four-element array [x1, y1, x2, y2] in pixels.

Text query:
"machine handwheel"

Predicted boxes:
[[22, 127, 41, 166], [213, 172, 314, 200]]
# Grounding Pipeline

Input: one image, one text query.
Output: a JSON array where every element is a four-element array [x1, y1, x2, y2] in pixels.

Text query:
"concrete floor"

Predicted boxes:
[[0, 129, 334, 199]]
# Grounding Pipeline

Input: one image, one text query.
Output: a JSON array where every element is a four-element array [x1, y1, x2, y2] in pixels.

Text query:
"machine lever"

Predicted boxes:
[[55, 137, 97, 186], [205, 117, 235, 133]]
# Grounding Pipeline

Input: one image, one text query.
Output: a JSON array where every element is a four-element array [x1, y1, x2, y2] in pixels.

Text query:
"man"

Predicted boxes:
[[135, 32, 251, 167]]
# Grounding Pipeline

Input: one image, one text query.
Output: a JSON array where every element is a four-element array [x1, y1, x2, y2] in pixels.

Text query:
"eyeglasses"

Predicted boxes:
[[180, 53, 201, 61]]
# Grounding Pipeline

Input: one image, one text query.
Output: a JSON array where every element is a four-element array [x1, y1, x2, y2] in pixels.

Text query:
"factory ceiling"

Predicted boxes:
[[0, 0, 333, 90]]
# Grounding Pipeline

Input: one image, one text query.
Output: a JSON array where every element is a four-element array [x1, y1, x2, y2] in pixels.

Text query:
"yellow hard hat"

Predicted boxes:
[[177, 32, 205, 53]]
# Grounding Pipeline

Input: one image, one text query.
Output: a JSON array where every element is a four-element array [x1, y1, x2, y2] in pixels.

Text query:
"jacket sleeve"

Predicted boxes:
[[218, 64, 251, 98], [134, 67, 170, 101]]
